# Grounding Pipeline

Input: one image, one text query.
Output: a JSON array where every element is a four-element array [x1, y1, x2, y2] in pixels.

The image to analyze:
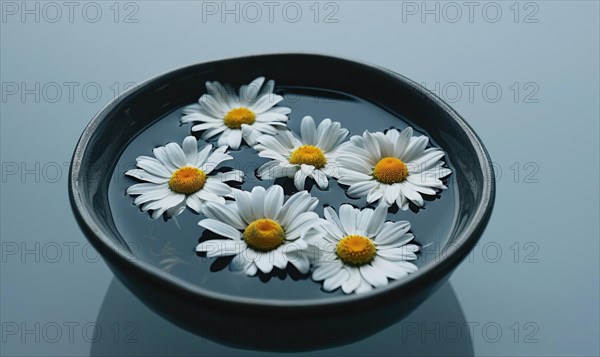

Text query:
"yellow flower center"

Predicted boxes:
[[223, 107, 256, 129], [289, 145, 327, 169], [243, 219, 285, 252], [336, 235, 377, 266], [168, 166, 207, 194], [373, 157, 409, 184]]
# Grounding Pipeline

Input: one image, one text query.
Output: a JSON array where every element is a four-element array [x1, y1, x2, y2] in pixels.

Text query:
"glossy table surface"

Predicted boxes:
[[1, 2, 598, 356]]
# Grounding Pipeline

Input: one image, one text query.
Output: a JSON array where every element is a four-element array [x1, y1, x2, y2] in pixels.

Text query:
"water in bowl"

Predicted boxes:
[[108, 87, 457, 300]]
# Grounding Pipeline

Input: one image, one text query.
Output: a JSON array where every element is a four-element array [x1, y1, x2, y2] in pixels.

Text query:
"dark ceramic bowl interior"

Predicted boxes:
[[69, 54, 495, 351]]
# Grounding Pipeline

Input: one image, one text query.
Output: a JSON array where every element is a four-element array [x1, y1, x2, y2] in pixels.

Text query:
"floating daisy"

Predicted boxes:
[[337, 127, 451, 210], [307, 204, 419, 294], [125, 136, 243, 219], [196, 186, 323, 276], [181, 77, 291, 150], [255, 116, 349, 191]]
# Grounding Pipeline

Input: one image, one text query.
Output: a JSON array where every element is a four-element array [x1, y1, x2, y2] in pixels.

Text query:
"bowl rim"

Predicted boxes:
[[69, 53, 495, 308]]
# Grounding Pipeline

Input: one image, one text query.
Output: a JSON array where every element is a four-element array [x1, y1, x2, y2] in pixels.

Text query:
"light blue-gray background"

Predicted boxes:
[[1, 1, 598, 356]]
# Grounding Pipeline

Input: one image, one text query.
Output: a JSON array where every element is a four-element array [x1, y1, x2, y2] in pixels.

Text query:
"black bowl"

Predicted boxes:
[[69, 54, 495, 352]]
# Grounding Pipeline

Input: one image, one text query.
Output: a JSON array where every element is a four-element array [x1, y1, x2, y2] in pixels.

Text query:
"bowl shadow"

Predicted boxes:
[[90, 278, 474, 356]]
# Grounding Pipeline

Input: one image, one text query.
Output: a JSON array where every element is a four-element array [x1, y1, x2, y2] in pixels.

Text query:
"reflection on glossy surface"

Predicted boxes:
[[108, 89, 457, 301], [91, 279, 473, 356]]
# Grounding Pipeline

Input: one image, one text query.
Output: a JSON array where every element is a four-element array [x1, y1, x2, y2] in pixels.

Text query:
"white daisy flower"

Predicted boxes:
[[181, 76, 291, 150], [196, 186, 324, 276], [255, 116, 349, 191], [337, 127, 451, 210], [125, 136, 244, 219], [307, 203, 419, 294]]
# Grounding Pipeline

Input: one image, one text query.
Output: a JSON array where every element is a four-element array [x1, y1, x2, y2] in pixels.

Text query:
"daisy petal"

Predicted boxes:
[[201, 94, 229, 117], [263, 185, 284, 219], [126, 182, 169, 195], [300, 116, 317, 145], [376, 222, 412, 245], [142, 192, 185, 213], [372, 258, 410, 280], [286, 212, 321, 240], [271, 250, 289, 270], [230, 253, 251, 272], [356, 208, 374, 235], [199, 125, 227, 140], [218, 130, 231, 149], [286, 251, 310, 274], [153, 146, 179, 172], [251, 94, 283, 114], [366, 185, 384, 203], [313, 261, 343, 281], [132, 187, 171, 205], [257, 134, 292, 156], [240, 124, 262, 147], [181, 136, 198, 163], [399, 184, 424, 207], [196, 189, 226, 204], [377, 247, 417, 261], [198, 219, 242, 240], [341, 267, 361, 294], [360, 264, 388, 288], [241, 76, 265, 103], [135, 157, 171, 178], [384, 184, 400, 205], [323, 268, 349, 291], [165, 202, 186, 217], [202, 202, 245, 230], [228, 130, 243, 150], [347, 180, 377, 198], [125, 169, 169, 184], [323, 206, 345, 236], [362, 132, 382, 161], [339, 204, 358, 235], [186, 195, 203, 213], [204, 179, 233, 197], [230, 189, 254, 224], [216, 170, 244, 182], [165, 142, 187, 167], [245, 262, 259, 276], [366, 203, 388, 236], [194, 144, 213, 167], [403, 135, 429, 162], [254, 252, 274, 274], [394, 127, 413, 158], [278, 191, 318, 227], [250, 186, 267, 220], [313, 170, 329, 189], [294, 169, 308, 191], [355, 279, 374, 294]]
